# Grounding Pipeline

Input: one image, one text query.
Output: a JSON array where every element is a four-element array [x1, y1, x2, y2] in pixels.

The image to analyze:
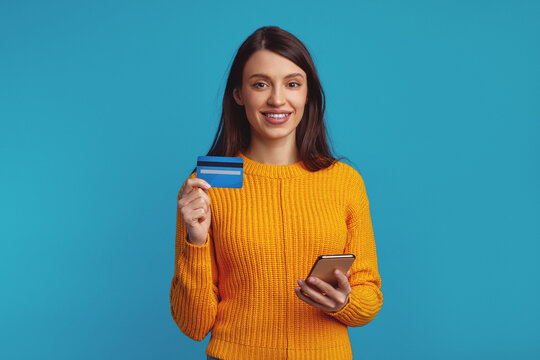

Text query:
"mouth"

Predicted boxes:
[[261, 112, 292, 124]]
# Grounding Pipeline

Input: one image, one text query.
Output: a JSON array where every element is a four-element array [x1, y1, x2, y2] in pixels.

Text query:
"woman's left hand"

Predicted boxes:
[[294, 269, 352, 313]]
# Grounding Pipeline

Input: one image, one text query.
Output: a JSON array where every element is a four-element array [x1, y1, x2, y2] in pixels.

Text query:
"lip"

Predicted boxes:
[[261, 111, 292, 124], [261, 110, 292, 114]]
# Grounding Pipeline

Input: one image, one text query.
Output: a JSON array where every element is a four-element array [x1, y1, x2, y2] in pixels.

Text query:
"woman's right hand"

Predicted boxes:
[[178, 178, 212, 246]]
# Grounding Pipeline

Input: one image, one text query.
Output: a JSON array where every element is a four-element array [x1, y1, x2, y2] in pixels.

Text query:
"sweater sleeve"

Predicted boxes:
[[323, 171, 383, 326], [169, 173, 220, 341]]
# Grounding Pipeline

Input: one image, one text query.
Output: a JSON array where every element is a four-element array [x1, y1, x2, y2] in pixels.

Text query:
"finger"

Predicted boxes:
[[294, 287, 333, 312], [181, 206, 206, 224], [182, 178, 211, 196], [334, 269, 352, 294], [179, 188, 210, 208], [306, 276, 341, 301], [179, 194, 211, 220], [297, 279, 335, 308], [346, 270, 351, 278], [184, 196, 210, 212]]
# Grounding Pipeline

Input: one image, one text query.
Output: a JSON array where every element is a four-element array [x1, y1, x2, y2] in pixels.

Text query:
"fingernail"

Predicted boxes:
[[334, 269, 339, 275], [308, 277, 316, 283], [298, 279, 304, 286]]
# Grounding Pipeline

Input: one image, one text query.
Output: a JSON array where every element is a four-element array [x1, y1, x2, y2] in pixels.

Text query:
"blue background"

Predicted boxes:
[[1, 0, 539, 359]]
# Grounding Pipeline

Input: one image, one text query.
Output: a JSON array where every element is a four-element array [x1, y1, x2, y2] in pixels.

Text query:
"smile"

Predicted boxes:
[[261, 112, 292, 124]]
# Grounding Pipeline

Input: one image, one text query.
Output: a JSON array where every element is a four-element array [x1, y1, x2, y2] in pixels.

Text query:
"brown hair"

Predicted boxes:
[[191, 25, 348, 174]]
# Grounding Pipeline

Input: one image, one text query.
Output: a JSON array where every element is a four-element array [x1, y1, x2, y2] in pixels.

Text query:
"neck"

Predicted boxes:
[[244, 137, 299, 165], [245, 144, 300, 165]]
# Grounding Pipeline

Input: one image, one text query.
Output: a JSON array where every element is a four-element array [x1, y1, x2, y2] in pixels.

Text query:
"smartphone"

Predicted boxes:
[[302, 254, 355, 296]]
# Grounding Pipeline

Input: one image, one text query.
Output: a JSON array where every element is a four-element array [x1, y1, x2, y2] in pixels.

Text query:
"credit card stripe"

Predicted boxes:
[[200, 169, 241, 175], [197, 161, 243, 168]]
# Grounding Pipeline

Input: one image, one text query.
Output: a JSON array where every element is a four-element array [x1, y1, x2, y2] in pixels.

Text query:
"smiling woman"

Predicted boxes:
[[185, 25, 337, 171], [232, 49, 308, 152], [170, 25, 383, 360]]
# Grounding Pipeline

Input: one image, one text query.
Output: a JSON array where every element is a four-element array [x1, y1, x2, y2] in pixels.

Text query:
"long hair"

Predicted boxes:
[[191, 25, 348, 174]]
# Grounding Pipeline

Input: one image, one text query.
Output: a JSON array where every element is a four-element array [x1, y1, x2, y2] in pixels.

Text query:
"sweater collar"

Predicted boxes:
[[236, 151, 310, 179]]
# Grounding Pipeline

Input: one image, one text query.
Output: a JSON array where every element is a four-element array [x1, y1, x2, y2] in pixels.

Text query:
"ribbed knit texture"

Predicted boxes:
[[170, 151, 383, 360]]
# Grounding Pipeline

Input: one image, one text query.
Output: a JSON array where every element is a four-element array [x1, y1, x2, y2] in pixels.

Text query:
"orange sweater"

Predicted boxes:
[[170, 151, 383, 359]]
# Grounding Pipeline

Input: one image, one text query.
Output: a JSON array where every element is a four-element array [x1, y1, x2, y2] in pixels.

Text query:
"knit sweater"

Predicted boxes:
[[170, 151, 383, 360]]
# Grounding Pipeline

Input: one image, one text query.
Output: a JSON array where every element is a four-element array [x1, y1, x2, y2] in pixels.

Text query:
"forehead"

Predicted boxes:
[[243, 49, 306, 79]]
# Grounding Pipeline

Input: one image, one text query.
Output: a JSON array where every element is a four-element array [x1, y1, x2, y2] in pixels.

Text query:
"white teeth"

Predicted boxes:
[[264, 113, 290, 118]]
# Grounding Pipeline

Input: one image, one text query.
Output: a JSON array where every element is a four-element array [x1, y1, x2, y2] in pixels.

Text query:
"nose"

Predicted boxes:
[[268, 87, 285, 106]]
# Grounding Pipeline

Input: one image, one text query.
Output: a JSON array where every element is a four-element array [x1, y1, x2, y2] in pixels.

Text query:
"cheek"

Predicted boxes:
[[243, 91, 265, 110], [292, 91, 308, 109]]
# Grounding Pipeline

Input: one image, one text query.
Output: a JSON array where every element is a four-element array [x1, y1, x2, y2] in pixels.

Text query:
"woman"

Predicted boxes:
[[170, 26, 383, 360]]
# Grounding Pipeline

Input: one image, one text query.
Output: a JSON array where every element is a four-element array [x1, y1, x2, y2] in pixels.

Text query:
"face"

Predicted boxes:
[[233, 49, 308, 143]]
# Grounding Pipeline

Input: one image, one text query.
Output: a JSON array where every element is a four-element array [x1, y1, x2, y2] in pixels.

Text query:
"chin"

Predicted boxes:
[[262, 129, 296, 140]]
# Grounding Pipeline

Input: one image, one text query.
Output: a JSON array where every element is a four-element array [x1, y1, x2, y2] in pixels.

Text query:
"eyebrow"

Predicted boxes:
[[248, 73, 305, 80]]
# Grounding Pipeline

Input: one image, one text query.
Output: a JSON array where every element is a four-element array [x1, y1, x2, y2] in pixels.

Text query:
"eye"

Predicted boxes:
[[252, 82, 268, 89], [288, 82, 301, 88]]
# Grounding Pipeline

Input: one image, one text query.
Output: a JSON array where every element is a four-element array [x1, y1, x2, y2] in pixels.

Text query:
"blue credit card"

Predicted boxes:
[[197, 155, 244, 188]]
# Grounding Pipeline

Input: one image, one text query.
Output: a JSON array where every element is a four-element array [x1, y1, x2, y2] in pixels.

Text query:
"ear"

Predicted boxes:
[[233, 88, 244, 106]]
